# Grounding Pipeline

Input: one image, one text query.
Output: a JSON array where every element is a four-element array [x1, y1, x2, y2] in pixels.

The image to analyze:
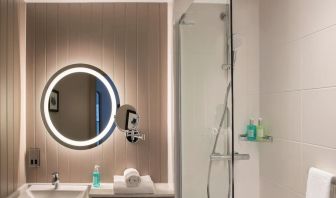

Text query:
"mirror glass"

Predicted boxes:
[[115, 104, 139, 131], [41, 64, 120, 149], [49, 73, 111, 141]]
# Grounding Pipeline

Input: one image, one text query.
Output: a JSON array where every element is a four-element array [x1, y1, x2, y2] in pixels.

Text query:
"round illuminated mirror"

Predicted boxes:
[[41, 64, 120, 149]]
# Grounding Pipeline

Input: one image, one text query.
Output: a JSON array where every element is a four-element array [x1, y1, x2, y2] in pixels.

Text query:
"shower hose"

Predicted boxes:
[[206, 81, 232, 198]]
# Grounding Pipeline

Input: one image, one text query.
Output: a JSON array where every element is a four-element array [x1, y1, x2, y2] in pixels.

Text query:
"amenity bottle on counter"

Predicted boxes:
[[92, 165, 101, 188], [256, 118, 264, 140], [247, 119, 256, 141]]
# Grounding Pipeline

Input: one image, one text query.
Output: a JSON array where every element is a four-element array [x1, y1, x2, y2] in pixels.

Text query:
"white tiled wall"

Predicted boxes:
[[260, 0, 336, 197], [233, 0, 260, 198]]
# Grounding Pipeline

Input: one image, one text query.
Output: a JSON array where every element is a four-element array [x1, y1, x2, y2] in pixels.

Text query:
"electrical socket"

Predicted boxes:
[[28, 148, 40, 168]]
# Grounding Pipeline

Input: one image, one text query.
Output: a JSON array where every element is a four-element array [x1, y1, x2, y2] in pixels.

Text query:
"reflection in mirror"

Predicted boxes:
[[115, 104, 139, 131], [41, 64, 120, 149], [49, 72, 111, 141]]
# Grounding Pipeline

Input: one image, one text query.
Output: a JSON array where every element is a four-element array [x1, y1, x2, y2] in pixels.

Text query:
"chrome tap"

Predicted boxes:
[[51, 172, 59, 189]]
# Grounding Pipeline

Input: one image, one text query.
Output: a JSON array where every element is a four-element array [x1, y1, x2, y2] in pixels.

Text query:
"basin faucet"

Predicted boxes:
[[51, 172, 59, 189]]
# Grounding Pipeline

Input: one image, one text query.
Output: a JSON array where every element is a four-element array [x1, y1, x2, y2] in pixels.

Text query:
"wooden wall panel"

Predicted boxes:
[[137, 3, 150, 177], [7, 0, 15, 193], [125, 3, 138, 170], [13, 0, 22, 189], [148, 4, 161, 183], [26, 3, 37, 183], [101, 3, 116, 182], [0, 0, 24, 197], [34, 3, 47, 183], [113, 3, 127, 177], [57, 4, 72, 183], [26, 3, 168, 183], [159, 4, 168, 182], [45, 4, 58, 182], [0, 1, 9, 195]]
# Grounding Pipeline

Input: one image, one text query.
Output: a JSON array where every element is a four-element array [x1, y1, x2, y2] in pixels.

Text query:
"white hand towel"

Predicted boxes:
[[306, 167, 334, 198], [124, 168, 141, 187], [113, 175, 154, 194]]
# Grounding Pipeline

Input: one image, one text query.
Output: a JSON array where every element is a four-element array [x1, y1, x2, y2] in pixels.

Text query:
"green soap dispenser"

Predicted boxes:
[[92, 165, 101, 188], [256, 118, 264, 140], [247, 119, 257, 141]]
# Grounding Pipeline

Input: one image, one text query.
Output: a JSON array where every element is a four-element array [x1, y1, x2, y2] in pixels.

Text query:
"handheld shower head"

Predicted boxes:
[[178, 13, 196, 26], [220, 12, 227, 21]]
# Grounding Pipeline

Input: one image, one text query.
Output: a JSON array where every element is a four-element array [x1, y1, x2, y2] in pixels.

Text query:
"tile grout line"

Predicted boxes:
[[273, 137, 336, 152], [261, 177, 305, 197]]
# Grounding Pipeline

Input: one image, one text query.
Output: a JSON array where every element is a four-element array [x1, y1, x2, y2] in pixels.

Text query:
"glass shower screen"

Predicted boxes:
[[178, 1, 233, 198]]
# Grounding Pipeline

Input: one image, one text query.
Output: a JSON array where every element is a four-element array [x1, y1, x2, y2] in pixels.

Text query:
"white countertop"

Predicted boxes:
[[89, 183, 175, 197], [9, 183, 175, 198]]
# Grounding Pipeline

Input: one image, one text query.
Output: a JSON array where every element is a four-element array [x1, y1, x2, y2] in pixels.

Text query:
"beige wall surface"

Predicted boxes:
[[232, 0, 260, 198], [260, 0, 336, 197], [26, 3, 168, 183], [0, 0, 25, 197]]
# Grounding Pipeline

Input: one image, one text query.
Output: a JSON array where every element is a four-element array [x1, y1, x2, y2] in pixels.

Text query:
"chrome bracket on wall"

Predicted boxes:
[[125, 129, 145, 143]]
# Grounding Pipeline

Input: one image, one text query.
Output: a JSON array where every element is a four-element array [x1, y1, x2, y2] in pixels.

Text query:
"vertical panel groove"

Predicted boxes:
[[7, 0, 12, 193], [0, 0, 2, 193], [158, 4, 161, 182], [135, 3, 139, 170], [1, 0, 9, 195], [122, 3, 126, 173], [26, 3, 37, 183], [5, 0, 9, 194], [44, 4, 47, 181], [158, 4, 162, 182], [124, 4, 128, 168], [13, 0, 22, 189], [33, 7, 37, 185], [146, 3, 151, 180], [160, 4, 168, 182], [112, 3, 117, 176]]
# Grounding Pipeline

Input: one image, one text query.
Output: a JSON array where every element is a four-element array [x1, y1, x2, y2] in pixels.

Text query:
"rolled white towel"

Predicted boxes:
[[124, 168, 141, 187], [113, 175, 154, 194]]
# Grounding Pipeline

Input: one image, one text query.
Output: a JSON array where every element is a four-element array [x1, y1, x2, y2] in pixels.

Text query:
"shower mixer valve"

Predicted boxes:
[[210, 152, 250, 161]]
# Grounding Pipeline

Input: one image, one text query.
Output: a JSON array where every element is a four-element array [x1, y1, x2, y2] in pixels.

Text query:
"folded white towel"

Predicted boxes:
[[306, 167, 334, 198], [113, 175, 154, 194], [124, 168, 141, 187]]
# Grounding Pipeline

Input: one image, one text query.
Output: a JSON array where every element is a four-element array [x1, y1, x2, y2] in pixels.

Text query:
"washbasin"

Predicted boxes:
[[26, 184, 89, 198]]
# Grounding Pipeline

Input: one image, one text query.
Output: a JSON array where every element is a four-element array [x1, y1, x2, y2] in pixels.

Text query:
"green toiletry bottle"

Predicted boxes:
[[256, 118, 264, 140], [92, 165, 101, 188], [247, 119, 257, 141]]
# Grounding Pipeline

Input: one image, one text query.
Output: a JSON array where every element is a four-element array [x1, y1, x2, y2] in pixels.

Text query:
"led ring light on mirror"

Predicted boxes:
[[41, 64, 120, 149]]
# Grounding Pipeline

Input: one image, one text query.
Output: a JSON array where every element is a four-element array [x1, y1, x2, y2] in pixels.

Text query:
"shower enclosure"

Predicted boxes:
[[177, 1, 249, 198]]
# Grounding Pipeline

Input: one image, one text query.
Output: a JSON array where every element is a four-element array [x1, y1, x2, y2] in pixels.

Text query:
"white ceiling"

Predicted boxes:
[[193, 0, 229, 4], [25, 0, 228, 3], [25, 0, 172, 3]]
